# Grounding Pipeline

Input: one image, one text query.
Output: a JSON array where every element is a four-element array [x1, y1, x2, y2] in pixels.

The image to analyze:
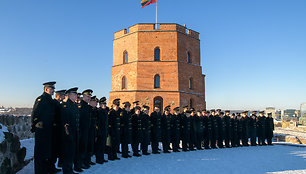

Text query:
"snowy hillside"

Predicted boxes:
[[18, 139, 306, 174]]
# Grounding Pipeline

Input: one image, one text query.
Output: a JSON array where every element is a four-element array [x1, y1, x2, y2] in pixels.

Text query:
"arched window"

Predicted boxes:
[[122, 76, 126, 89], [187, 52, 191, 63], [154, 74, 160, 88], [123, 51, 128, 64], [154, 47, 160, 61], [190, 98, 193, 108], [154, 96, 163, 112], [189, 78, 193, 89]]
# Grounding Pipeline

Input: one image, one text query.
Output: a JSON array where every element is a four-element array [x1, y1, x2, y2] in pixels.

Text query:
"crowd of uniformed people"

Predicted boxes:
[[31, 82, 275, 174]]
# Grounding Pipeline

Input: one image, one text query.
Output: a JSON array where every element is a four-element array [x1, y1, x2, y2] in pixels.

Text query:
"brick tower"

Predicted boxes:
[[109, 23, 206, 111]]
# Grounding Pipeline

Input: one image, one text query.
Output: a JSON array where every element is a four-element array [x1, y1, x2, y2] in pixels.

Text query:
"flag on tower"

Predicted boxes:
[[141, 0, 157, 8]]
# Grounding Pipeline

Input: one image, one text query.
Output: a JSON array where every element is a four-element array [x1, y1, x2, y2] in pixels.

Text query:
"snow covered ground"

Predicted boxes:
[[18, 139, 306, 174]]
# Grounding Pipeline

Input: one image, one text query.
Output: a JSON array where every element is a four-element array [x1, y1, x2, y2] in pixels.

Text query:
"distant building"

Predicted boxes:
[[283, 109, 297, 121], [284, 109, 297, 117], [299, 103, 306, 125], [265, 107, 276, 119], [275, 110, 282, 121]]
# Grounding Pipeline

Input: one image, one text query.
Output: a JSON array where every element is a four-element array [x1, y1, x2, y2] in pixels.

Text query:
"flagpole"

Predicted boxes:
[[156, 0, 158, 25]]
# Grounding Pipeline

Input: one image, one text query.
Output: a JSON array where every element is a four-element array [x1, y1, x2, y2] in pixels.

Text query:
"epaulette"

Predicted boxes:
[[37, 97, 41, 102]]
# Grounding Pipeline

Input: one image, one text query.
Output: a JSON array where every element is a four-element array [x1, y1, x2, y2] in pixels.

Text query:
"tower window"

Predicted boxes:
[[154, 74, 160, 88], [154, 47, 160, 61], [122, 76, 127, 89], [189, 78, 193, 89], [123, 51, 128, 64], [187, 52, 191, 63], [190, 98, 193, 108]]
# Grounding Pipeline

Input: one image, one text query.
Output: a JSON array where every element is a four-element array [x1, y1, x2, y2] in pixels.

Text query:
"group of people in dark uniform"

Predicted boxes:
[[31, 81, 275, 174]]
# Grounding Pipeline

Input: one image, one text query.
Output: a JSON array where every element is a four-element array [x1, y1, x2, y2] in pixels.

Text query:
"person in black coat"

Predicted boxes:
[[108, 99, 121, 160], [49, 89, 65, 173], [31, 82, 57, 174], [217, 110, 225, 148], [237, 113, 243, 147], [257, 111, 266, 146], [95, 97, 109, 164], [209, 109, 219, 148], [84, 96, 98, 167], [202, 110, 212, 149], [130, 101, 139, 115], [223, 110, 233, 148], [161, 105, 171, 153], [266, 113, 274, 145], [195, 110, 204, 150], [189, 108, 197, 151], [61, 87, 80, 174], [181, 110, 191, 151], [131, 106, 143, 157], [75, 89, 92, 170], [241, 111, 250, 146], [231, 113, 238, 147], [141, 105, 151, 155], [171, 107, 181, 152], [249, 111, 257, 146], [150, 106, 162, 154], [119, 102, 132, 158]]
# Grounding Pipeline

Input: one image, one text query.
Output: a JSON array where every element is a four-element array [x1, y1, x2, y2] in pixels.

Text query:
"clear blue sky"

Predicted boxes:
[[0, 0, 305, 110]]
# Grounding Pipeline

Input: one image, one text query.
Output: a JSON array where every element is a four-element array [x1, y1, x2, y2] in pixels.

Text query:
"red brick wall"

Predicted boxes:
[[109, 23, 206, 112]]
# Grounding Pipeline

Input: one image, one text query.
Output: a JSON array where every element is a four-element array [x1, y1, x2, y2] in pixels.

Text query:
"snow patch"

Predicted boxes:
[[0, 123, 8, 142]]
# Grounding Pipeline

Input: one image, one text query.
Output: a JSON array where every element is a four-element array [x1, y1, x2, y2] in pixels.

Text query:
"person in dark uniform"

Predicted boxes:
[[131, 106, 143, 157], [108, 98, 121, 160], [181, 109, 191, 151], [224, 110, 233, 148], [84, 96, 98, 166], [257, 111, 266, 145], [161, 105, 171, 153], [231, 113, 238, 147], [141, 105, 151, 155], [180, 106, 189, 148], [217, 110, 225, 148], [249, 111, 257, 146], [120, 101, 132, 158], [195, 110, 204, 150], [202, 110, 212, 149], [130, 101, 139, 115], [241, 111, 249, 146], [189, 108, 197, 151], [150, 106, 162, 154], [171, 107, 181, 152], [266, 113, 274, 145], [95, 97, 109, 164], [50, 89, 66, 173], [31, 82, 56, 174], [209, 109, 219, 149], [236, 113, 243, 147], [51, 90, 65, 171], [74, 89, 92, 170], [61, 87, 80, 174]]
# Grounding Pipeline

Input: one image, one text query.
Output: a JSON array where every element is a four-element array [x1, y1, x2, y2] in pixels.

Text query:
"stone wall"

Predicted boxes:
[[0, 124, 27, 174], [0, 115, 34, 140]]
